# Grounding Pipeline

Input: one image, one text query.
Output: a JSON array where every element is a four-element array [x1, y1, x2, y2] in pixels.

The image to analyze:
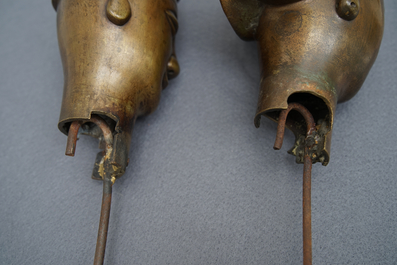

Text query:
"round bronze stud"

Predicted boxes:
[[336, 0, 360, 21]]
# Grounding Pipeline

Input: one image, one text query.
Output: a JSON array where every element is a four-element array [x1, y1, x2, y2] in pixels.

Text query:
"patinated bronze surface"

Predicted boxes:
[[53, 0, 180, 264], [54, 0, 179, 178], [220, 0, 384, 165], [220, 1, 384, 264]]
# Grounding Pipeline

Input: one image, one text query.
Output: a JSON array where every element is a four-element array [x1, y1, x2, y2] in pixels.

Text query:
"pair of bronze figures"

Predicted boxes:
[[52, 0, 384, 264]]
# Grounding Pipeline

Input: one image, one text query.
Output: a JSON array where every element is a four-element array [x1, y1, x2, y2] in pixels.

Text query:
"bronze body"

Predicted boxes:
[[53, 0, 180, 263], [220, 0, 384, 164], [220, 1, 384, 264], [54, 0, 179, 178]]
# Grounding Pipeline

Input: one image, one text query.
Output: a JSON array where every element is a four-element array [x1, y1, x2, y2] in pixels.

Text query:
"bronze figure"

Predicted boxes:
[[220, 0, 384, 264], [52, 0, 180, 264]]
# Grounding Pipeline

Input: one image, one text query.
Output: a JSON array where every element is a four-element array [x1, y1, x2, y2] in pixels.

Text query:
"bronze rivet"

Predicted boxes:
[[336, 0, 360, 21], [106, 0, 132, 26]]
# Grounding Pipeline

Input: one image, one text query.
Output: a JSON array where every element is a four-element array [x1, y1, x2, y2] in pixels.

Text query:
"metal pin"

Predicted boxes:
[[66, 115, 115, 265], [273, 103, 316, 265]]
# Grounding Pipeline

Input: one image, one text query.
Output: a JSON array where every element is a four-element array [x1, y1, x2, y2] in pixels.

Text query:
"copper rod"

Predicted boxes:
[[65, 121, 82, 156], [303, 148, 312, 265], [273, 103, 316, 265], [93, 178, 113, 265], [274, 103, 315, 151], [65, 115, 113, 156], [65, 115, 115, 265]]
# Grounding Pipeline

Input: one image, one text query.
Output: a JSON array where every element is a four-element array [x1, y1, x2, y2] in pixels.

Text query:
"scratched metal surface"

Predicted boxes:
[[0, 1, 396, 264]]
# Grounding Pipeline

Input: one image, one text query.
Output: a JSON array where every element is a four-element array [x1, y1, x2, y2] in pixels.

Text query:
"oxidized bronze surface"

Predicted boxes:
[[53, 0, 180, 178], [220, 0, 384, 165], [53, 0, 180, 263]]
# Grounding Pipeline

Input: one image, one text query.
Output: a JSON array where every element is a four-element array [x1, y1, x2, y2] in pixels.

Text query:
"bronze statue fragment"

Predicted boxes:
[[52, 0, 180, 264], [220, 0, 384, 264]]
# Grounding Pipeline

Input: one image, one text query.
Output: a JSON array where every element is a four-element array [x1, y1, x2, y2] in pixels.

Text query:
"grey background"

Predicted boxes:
[[0, 0, 396, 264]]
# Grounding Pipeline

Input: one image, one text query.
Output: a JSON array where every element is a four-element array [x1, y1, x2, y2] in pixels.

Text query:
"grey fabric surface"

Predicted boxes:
[[0, 1, 396, 264]]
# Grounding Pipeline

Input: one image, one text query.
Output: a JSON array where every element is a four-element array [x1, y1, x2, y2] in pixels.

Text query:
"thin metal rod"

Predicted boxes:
[[273, 102, 316, 265], [93, 178, 113, 265], [274, 102, 316, 151], [65, 121, 82, 156], [303, 148, 312, 265], [65, 115, 113, 156], [65, 114, 115, 265]]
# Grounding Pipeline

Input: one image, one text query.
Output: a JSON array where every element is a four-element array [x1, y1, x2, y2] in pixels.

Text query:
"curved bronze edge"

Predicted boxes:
[[219, 0, 264, 41], [58, 112, 117, 136], [254, 70, 337, 166], [165, 10, 179, 35]]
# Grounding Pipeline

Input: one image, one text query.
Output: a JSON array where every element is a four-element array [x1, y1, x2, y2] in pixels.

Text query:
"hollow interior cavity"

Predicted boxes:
[[266, 93, 331, 136]]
